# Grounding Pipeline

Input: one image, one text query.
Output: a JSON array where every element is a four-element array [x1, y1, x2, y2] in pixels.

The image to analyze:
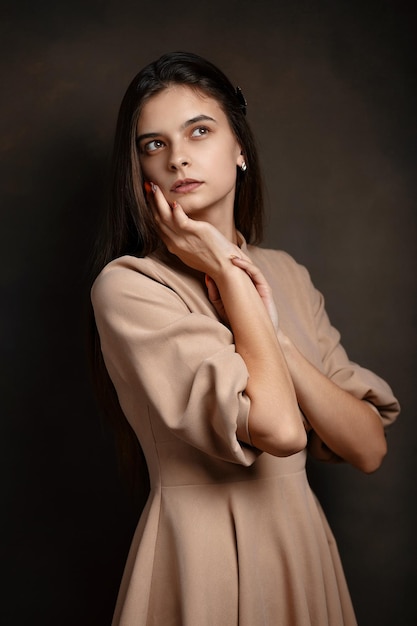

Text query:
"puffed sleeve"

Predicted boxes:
[[91, 259, 258, 466], [303, 265, 400, 461]]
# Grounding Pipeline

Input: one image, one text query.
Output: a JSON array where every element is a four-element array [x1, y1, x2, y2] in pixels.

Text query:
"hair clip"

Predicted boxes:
[[235, 86, 247, 116]]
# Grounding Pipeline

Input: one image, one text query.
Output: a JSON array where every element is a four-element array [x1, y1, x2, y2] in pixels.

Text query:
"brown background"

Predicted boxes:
[[1, 1, 416, 624]]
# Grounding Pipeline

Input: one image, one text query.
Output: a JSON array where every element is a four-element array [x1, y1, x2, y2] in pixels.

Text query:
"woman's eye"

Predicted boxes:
[[191, 126, 209, 138], [144, 139, 164, 153]]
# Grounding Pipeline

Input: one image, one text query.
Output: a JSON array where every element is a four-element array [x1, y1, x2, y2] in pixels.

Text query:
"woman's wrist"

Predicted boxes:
[[210, 259, 247, 286]]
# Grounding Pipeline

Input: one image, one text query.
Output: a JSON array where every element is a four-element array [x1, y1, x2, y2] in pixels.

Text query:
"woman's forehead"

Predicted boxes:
[[137, 85, 225, 131]]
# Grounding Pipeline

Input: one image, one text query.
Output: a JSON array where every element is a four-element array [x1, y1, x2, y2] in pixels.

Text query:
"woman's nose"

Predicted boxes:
[[168, 145, 191, 170]]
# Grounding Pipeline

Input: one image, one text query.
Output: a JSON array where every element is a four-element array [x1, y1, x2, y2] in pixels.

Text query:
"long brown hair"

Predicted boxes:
[[90, 52, 265, 492]]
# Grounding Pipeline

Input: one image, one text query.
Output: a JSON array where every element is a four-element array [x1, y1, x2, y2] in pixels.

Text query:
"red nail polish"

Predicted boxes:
[[144, 181, 151, 194]]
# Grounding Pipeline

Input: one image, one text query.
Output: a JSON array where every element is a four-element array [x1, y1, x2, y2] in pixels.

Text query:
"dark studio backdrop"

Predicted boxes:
[[1, 1, 416, 624]]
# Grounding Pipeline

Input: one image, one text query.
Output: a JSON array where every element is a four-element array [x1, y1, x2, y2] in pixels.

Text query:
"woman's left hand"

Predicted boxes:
[[205, 256, 279, 332], [230, 256, 279, 332]]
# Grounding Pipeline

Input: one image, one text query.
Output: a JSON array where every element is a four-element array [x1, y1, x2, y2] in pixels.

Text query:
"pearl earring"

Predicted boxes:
[[240, 161, 247, 172]]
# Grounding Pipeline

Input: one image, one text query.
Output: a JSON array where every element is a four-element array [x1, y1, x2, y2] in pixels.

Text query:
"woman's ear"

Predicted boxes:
[[237, 150, 247, 172]]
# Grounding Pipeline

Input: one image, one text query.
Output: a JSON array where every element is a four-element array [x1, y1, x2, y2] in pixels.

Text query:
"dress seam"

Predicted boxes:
[[159, 468, 307, 489]]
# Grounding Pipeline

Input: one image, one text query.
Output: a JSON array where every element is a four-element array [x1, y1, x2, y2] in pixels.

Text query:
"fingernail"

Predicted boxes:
[[150, 182, 157, 193], [144, 181, 152, 194], [172, 201, 178, 209]]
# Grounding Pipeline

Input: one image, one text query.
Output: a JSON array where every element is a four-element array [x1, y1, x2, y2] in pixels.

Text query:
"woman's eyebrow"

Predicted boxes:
[[137, 115, 217, 143], [136, 131, 159, 143], [182, 114, 216, 128]]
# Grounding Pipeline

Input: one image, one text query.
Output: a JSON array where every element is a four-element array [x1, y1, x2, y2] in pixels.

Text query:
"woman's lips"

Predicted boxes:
[[170, 179, 203, 194]]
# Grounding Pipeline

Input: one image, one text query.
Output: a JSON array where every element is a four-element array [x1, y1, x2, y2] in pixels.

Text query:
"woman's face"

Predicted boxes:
[[136, 85, 244, 232]]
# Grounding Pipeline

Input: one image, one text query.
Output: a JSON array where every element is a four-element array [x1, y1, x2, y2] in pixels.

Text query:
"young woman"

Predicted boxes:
[[91, 52, 400, 626]]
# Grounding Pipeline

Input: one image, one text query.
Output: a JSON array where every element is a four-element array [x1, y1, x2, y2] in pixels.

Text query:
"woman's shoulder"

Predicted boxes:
[[248, 245, 296, 263], [91, 252, 205, 315], [247, 245, 311, 282], [91, 254, 172, 301], [94, 251, 179, 284]]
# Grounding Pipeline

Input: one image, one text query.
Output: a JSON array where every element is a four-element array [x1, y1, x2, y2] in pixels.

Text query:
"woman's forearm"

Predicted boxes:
[[214, 265, 306, 457], [279, 332, 387, 473]]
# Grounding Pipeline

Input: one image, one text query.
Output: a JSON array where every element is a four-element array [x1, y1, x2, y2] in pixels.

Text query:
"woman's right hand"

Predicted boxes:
[[147, 183, 241, 279]]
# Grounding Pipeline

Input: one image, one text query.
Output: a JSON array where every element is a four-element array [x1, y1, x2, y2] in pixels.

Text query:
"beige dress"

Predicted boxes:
[[92, 241, 400, 626]]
